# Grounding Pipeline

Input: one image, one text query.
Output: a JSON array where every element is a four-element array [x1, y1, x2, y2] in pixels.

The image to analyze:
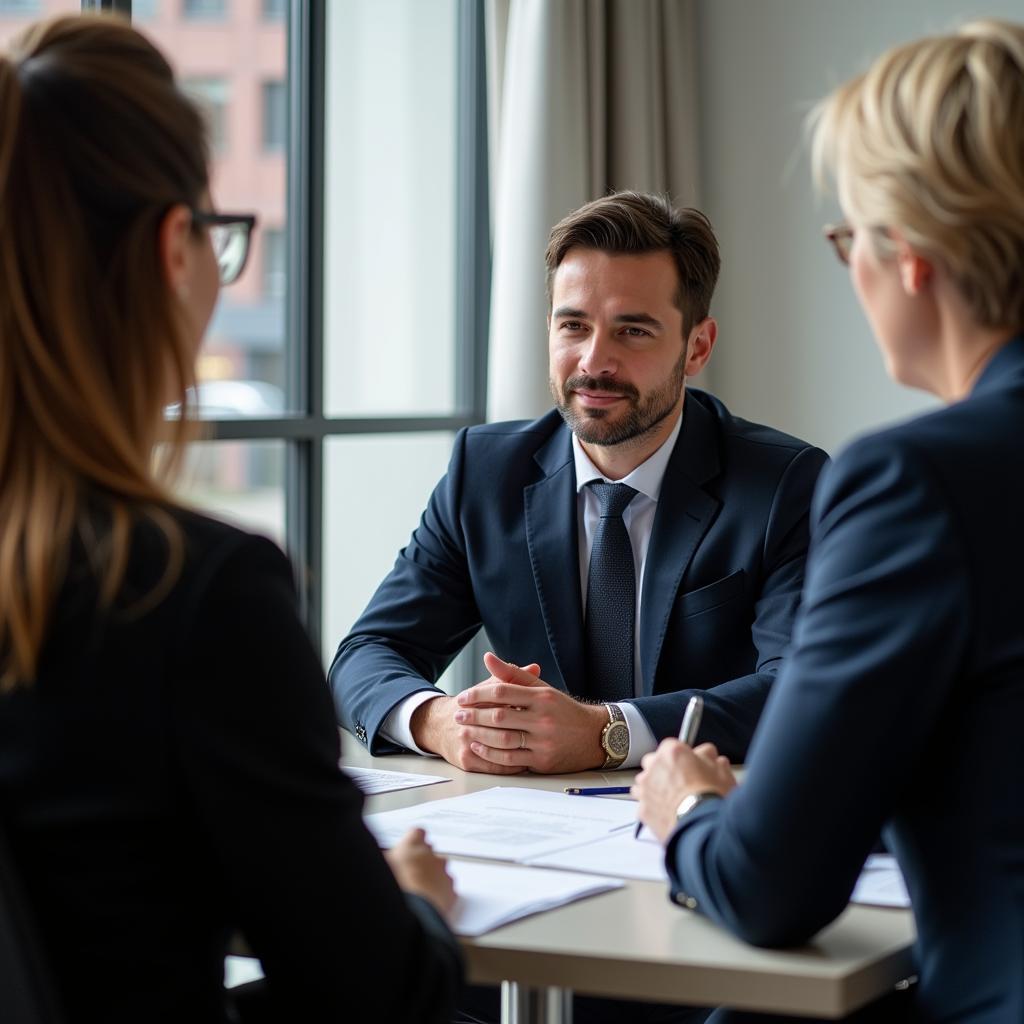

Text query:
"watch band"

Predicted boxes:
[[600, 703, 629, 769], [675, 790, 723, 820]]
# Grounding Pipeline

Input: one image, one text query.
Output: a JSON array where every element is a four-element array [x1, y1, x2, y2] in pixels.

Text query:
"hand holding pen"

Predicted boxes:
[[633, 695, 738, 844], [634, 695, 704, 838]]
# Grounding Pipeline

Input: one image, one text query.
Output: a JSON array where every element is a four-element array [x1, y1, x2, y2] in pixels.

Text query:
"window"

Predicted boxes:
[[315, 0, 489, 671], [178, 441, 285, 544], [147, 1, 287, 433], [182, 77, 229, 153], [261, 79, 286, 151], [262, 227, 286, 300], [0, 0, 56, 50], [182, 0, 225, 20], [322, 435, 454, 653], [0, 0, 40, 15], [1, 1, 79, 52], [323, 0, 459, 420]]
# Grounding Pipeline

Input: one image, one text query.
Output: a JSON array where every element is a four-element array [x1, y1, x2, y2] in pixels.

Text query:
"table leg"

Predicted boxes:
[[500, 982, 572, 1024]]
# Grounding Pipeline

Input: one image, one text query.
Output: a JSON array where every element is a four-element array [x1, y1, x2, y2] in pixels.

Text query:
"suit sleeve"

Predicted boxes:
[[169, 535, 462, 1021], [628, 444, 828, 760], [329, 428, 483, 753], [664, 436, 969, 946]]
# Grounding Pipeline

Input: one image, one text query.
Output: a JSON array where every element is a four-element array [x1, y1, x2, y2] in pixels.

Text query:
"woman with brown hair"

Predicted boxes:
[[0, 14, 460, 1023], [636, 18, 1024, 1024]]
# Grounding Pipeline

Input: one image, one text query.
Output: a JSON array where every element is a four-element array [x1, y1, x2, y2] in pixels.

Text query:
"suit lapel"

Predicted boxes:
[[640, 395, 722, 695], [524, 426, 584, 693]]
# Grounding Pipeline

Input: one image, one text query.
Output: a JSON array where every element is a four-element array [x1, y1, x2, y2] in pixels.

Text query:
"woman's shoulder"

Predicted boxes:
[[121, 505, 294, 618], [831, 389, 1015, 489], [172, 507, 285, 565], [815, 393, 1021, 546]]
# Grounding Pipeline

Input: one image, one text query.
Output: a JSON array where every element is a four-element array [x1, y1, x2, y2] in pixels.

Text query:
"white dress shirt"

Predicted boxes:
[[382, 410, 685, 767]]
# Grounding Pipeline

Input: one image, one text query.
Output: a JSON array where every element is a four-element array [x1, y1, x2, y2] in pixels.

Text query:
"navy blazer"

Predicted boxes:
[[666, 339, 1024, 1023], [331, 389, 826, 763]]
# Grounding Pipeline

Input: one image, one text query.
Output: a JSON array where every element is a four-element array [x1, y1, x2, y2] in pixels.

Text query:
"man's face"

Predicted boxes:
[[548, 247, 688, 447]]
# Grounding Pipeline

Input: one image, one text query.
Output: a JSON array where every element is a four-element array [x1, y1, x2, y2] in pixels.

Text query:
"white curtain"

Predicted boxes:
[[485, 0, 701, 422]]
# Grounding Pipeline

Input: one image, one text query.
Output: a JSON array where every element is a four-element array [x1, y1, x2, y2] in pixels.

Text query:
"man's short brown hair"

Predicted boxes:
[[544, 191, 721, 334]]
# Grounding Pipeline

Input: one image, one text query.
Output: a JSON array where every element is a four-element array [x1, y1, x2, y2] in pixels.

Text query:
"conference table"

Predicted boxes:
[[345, 742, 916, 1023]]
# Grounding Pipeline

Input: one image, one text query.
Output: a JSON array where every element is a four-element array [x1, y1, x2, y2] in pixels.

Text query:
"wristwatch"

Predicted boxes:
[[599, 703, 630, 769], [675, 790, 723, 820]]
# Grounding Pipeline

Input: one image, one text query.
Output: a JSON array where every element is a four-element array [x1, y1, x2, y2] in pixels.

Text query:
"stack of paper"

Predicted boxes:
[[342, 765, 450, 796], [448, 861, 623, 936], [526, 829, 667, 882], [365, 786, 636, 861]]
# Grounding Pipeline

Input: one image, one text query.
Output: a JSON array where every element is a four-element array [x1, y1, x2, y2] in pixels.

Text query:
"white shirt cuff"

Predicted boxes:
[[618, 702, 657, 769], [380, 691, 445, 756]]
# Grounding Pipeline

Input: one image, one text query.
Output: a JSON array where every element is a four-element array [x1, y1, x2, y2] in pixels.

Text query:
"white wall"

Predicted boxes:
[[693, 0, 1022, 455]]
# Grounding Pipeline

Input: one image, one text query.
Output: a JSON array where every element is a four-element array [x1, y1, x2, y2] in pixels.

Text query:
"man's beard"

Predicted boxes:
[[550, 351, 686, 447]]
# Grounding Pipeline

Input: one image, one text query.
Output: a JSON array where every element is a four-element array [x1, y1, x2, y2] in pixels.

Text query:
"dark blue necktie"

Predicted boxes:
[[584, 482, 638, 702]]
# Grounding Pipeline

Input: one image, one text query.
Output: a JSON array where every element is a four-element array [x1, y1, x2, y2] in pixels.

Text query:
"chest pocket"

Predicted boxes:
[[677, 568, 746, 618]]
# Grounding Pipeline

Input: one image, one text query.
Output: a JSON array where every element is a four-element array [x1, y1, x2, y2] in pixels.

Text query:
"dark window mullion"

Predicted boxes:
[[284, 0, 324, 639], [455, 0, 490, 423], [83, 0, 131, 13], [205, 415, 479, 442]]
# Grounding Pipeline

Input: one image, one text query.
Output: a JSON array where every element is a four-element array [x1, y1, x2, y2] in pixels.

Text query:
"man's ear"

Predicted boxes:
[[893, 233, 934, 296], [684, 317, 718, 377], [158, 203, 194, 298]]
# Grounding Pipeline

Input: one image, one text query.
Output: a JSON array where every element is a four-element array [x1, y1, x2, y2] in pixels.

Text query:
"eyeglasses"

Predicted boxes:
[[191, 210, 258, 285], [823, 223, 854, 265]]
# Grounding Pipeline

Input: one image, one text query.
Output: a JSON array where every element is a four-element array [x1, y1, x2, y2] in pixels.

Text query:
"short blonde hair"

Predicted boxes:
[[812, 19, 1024, 331]]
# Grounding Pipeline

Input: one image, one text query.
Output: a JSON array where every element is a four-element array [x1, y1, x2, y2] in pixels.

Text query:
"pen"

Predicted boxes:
[[635, 694, 704, 838], [563, 786, 632, 796], [678, 694, 704, 746]]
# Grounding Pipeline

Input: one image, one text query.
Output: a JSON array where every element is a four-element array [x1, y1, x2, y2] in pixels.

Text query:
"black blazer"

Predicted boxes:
[[332, 389, 827, 761], [0, 511, 461, 1024], [666, 339, 1024, 1023]]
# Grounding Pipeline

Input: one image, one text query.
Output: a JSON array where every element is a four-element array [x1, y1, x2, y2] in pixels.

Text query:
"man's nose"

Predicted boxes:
[[578, 329, 617, 377]]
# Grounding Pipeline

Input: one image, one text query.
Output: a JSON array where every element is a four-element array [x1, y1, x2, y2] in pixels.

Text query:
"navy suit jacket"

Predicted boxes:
[[331, 389, 827, 762], [667, 339, 1024, 1023]]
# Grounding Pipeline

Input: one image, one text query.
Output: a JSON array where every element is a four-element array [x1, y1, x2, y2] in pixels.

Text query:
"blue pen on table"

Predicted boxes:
[[563, 786, 632, 796], [634, 694, 704, 838]]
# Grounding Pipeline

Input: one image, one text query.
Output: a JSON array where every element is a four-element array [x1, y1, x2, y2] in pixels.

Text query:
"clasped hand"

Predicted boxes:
[[411, 651, 608, 774]]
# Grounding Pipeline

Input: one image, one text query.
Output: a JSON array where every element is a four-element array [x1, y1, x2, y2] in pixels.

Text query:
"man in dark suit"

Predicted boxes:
[[331, 191, 827, 775]]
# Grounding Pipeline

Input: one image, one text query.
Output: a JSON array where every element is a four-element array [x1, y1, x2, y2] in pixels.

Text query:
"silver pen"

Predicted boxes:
[[635, 695, 705, 838], [678, 694, 704, 746]]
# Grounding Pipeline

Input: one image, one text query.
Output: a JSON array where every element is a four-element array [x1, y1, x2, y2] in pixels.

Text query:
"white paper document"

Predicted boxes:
[[526, 828, 668, 882], [851, 854, 910, 908], [364, 786, 636, 861], [448, 860, 623, 936], [342, 765, 450, 796]]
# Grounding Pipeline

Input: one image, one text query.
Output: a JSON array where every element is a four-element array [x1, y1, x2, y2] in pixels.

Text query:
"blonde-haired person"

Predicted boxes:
[[0, 14, 461, 1023], [635, 19, 1024, 1024]]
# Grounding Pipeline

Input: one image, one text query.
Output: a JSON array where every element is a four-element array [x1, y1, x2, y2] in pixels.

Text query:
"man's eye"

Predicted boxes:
[[623, 327, 651, 337], [561, 321, 584, 331]]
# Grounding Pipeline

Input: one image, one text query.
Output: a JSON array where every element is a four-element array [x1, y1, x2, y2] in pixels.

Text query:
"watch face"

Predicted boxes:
[[605, 721, 629, 758]]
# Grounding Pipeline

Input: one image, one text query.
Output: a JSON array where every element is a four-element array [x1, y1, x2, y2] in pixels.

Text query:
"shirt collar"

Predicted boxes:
[[572, 406, 684, 502]]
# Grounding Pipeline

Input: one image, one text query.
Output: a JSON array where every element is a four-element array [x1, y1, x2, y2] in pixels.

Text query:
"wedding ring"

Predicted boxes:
[[519, 730, 527, 749]]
